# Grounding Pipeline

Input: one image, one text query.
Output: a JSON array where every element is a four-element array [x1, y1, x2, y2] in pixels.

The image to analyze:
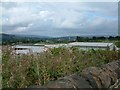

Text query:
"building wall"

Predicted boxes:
[[73, 46, 107, 51], [70, 43, 118, 51]]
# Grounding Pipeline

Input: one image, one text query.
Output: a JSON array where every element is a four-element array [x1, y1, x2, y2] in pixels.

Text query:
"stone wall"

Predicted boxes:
[[29, 60, 120, 89]]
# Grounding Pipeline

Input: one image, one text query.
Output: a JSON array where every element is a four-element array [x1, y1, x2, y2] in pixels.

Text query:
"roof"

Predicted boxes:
[[68, 42, 114, 47], [34, 43, 45, 46], [12, 45, 39, 49], [45, 44, 67, 48]]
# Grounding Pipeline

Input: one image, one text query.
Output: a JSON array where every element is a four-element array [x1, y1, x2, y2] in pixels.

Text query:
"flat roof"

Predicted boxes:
[[45, 44, 67, 48], [68, 42, 114, 47]]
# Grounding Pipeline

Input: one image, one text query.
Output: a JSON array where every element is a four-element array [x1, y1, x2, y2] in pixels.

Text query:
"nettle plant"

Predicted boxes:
[[2, 46, 120, 88]]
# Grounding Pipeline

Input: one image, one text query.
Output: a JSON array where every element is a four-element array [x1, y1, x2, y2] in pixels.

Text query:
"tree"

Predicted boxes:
[[108, 36, 114, 40]]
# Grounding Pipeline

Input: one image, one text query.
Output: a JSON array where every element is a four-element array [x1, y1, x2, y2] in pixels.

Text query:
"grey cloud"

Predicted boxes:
[[2, 2, 17, 9], [2, 2, 118, 36]]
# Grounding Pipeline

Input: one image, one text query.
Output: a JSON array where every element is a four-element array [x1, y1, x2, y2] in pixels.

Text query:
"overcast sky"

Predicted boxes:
[[1, 1, 118, 37]]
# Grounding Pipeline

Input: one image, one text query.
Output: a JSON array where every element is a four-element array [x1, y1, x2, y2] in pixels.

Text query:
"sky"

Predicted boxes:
[[1, 1, 119, 37]]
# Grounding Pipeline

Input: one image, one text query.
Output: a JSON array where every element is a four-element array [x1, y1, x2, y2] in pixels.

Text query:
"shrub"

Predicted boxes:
[[2, 46, 120, 88]]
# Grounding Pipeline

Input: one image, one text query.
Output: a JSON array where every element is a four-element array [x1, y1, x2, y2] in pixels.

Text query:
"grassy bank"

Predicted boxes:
[[2, 46, 120, 88]]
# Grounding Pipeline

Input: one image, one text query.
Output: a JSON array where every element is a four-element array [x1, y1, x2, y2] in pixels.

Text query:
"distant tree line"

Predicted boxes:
[[1, 36, 120, 46], [76, 36, 120, 42]]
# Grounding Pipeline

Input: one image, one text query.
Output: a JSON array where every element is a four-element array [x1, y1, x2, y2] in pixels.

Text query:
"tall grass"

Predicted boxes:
[[2, 46, 120, 88]]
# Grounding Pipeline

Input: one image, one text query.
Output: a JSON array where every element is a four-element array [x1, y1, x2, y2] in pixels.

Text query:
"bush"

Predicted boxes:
[[2, 46, 120, 88]]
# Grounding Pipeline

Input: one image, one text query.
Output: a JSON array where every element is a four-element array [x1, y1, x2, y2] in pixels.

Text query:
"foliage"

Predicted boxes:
[[2, 34, 120, 45], [2, 46, 120, 88], [115, 41, 120, 48]]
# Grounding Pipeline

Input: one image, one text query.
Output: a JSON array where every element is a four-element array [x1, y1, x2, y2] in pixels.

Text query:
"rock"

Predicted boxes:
[[103, 60, 120, 79], [81, 60, 120, 88], [81, 67, 102, 88], [97, 68, 111, 88], [28, 60, 120, 89], [46, 74, 91, 89], [27, 85, 48, 90]]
